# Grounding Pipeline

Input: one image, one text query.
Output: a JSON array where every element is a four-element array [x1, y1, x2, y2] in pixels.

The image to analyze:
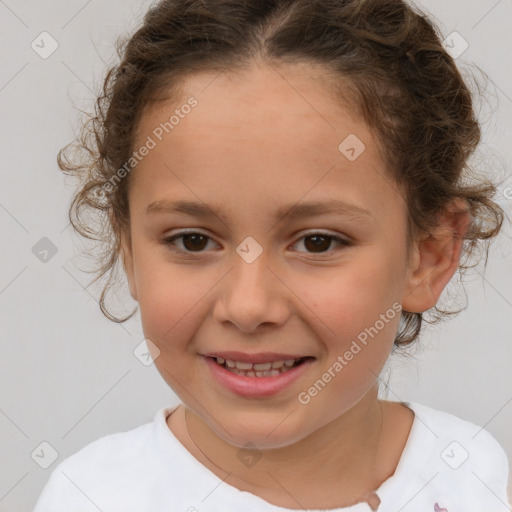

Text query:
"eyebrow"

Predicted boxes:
[[145, 199, 372, 222]]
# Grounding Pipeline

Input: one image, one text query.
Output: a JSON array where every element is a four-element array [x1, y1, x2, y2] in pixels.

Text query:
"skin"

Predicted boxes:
[[120, 60, 470, 509]]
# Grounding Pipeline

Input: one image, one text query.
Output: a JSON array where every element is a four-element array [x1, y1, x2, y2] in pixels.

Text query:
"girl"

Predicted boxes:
[[34, 0, 510, 510]]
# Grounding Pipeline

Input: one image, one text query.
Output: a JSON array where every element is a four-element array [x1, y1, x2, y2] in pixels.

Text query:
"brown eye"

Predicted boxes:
[[181, 234, 208, 251], [293, 232, 351, 254], [304, 235, 332, 252], [162, 232, 216, 253], [162, 230, 351, 256]]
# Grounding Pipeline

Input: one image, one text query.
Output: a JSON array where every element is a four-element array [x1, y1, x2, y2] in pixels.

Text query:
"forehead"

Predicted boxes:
[[136, 61, 371, 157], [129, 62, 402, 224]]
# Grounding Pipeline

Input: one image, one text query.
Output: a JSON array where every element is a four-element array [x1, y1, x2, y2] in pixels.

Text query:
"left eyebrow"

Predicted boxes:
[[144, 199, 373, 222]]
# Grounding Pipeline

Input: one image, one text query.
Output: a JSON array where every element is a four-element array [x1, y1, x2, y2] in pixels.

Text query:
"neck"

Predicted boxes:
[[179, 387, 386, 509]]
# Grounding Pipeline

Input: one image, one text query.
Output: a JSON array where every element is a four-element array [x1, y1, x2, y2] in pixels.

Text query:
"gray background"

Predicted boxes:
[[0, 0, 511, 510]]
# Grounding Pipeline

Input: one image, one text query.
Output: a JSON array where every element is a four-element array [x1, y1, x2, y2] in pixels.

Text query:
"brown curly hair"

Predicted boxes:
[[59, 0, 504, 347]]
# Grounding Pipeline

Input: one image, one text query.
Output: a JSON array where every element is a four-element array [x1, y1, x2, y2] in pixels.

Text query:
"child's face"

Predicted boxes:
[[122, 62, 416, 448]]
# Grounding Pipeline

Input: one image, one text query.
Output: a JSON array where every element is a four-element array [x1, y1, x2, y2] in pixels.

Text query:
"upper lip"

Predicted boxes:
[[202, 351, 313, 364]]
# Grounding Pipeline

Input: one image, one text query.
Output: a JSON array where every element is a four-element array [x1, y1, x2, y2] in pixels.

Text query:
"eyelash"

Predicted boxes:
[[161, 230, 352, 256]]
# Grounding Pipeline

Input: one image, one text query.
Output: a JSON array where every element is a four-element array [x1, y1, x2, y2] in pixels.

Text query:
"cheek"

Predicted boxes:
[[136, 269, 213, 389], [134, 255, 214, 353], [294, 262, 402, 420], [296, 252, 404, 342]]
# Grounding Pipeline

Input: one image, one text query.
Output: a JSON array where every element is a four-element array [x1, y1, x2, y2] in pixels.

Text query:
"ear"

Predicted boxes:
[[402, 198, 471, 313], [111, 208, 138, 302]]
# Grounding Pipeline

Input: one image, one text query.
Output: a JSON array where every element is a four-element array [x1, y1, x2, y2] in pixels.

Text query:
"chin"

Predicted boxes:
[[212, 412, 312, 450]]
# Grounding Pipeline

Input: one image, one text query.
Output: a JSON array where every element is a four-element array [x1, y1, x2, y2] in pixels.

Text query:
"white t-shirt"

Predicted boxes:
[[33, 401, 510, 512]]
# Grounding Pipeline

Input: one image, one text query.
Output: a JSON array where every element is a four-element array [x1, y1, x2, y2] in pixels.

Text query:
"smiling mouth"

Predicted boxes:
[[208, 356, 313, 377]]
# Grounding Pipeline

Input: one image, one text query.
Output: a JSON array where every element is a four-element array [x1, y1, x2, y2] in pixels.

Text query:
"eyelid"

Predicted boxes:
[[297, 229, 351, 243]]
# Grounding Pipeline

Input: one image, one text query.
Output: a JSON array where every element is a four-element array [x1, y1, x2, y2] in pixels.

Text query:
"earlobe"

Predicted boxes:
[[402, 199, 471, 313]]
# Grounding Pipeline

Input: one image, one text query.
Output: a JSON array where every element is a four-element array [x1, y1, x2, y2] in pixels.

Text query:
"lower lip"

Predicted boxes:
[[204, 356, 314, 398]]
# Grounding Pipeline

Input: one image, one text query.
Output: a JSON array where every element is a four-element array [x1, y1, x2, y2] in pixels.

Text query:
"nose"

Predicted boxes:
[[212, 246, 290, 334]]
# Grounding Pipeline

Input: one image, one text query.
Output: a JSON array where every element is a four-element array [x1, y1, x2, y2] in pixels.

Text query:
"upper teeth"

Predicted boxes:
[[216, 357, 298, 370]]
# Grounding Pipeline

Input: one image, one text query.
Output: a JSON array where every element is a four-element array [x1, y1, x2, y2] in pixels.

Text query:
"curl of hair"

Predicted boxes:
[[59, 0, 504, 346]]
